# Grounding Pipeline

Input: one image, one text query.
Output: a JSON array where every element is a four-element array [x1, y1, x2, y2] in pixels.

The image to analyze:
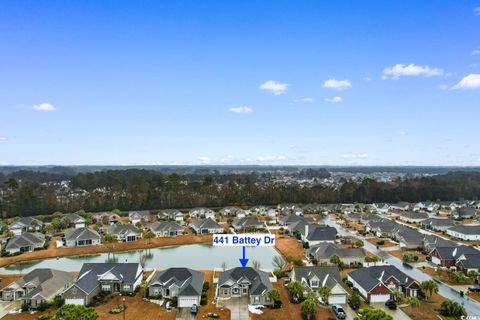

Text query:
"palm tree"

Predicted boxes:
[[391, 288, 403, 302], [287, 281, 303, 301], [318, 286, 332, 305], [301, 297, 317, 320], [405, 296, 421, 308], [420, 280, 438, 300], [355, 239, 364, 248], [267, 288, 281, 303]]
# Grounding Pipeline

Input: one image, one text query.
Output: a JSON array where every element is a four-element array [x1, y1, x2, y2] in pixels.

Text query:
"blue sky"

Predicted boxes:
[[0, 1, 479, 166]]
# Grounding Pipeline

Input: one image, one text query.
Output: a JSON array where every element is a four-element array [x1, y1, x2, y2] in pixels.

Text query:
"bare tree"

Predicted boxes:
[[252, 260, 261, 269], [272, 255, 286, 269]]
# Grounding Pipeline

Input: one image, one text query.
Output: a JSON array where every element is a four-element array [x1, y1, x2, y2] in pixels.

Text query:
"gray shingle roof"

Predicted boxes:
[[149, 221, 183, 233], [448, 225, 480, 235], [306, 224, 337, 241], [75, 263, 141, 294], [150, 267, 204, 296], [65, 227, 100, 241], [64, 213, 86, 224], [190, 217, 222, 229], [292, 266, 343, 288], [218, 267, 272, 295], [17, 269, 75, 300], [6, 232, 45, 250], [349, 266, 418, 292], [308, 243, 365, 260], [107, 224, 141, 236]]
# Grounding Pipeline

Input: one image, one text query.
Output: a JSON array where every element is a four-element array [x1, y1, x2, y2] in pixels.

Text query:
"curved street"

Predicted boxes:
[[323, 216, 480, 316]]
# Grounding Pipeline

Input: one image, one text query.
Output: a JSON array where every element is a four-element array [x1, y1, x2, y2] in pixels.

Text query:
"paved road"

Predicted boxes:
[[324, 216, 480, 317], [176, 308, 196, 320], [0, 301, 21, 319]]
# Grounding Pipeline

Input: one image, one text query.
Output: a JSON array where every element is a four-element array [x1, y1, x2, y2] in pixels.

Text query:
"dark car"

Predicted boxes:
[[331, 305, 347, 319], [385, 299, 397, 310], [190, 304, 199, 314]]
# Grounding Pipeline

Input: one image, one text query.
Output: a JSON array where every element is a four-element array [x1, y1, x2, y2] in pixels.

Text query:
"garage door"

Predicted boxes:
[[65, 298, 85, 305], [369, 294, 390, 302], [431, 256, 441, 265], [178, 296, 199, 308], [329, 294, 346, 304]]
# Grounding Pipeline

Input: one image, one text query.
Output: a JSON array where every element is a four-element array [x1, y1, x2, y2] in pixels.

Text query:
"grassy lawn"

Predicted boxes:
[[366, 238, 397, 248], [389, 250, 427, 262]]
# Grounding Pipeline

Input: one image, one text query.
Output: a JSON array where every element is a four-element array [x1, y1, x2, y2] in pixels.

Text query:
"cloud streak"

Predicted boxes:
[[228, 106, 253, 113], [32, 103, 56, 112], [324, 96, 342, 103], [382, 64, 444, 79], [259, 80, 288, 95], [323, 79, 351, 90], [451, 74, 480, 90]]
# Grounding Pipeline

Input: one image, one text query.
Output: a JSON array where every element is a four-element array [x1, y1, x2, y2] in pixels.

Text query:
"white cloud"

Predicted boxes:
[[228, 106, 253, 113], [473, 50, 480, 56], [451, 74, 480, 90], [256, 155, 287, 162], [363, 77, 372, 81], [32, 103, 56, 112], [382, 64, 444, 79], [323, 79, 352, 90], [0, 136, 7, 141], [324, 96, 342, 103], [475, 7, 480, 15], [288, 144, 296, 149], [398, 131, 407, 136], [259, 80, 288, 95], [294, 97, 315, 103], [438, 84, 448, 90], [342, 153, 368, 159], [198, 156, 211, 164]]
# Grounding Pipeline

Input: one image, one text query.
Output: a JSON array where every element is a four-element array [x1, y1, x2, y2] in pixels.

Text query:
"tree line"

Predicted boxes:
[[1, 169, 480, 217]]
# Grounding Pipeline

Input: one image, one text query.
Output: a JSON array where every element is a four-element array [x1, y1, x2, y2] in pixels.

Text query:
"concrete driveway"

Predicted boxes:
[[341, 304, 358, 319], [176, 307, 196, 320], [370, 302, 411, 320], [217, 297, 249, 320], [0, 301, 21, 319]]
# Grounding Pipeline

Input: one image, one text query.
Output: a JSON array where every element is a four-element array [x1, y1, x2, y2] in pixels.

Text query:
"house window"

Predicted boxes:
[[254, 296, 260, 303], [123, 285, 131, 291], [233, 288, 239, 294], [72, 287, 77, 294], [310, 280, 319, 287], [101, 284, 111, 291]]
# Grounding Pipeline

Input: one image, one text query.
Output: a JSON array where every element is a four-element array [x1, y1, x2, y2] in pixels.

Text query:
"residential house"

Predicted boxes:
[[64, 227, 101, 247], [429, 245, 479, 267], [308, 243, 365, 266], [348, 266, 420, 302], [1, 269, 75, 309], [452, 208, 477, 219], [219, 207, 245, 218], [9, 217, 43, 236], [344, 213, 362, 223], [217, 267, 273, 306], [148, 268, 204, 307], [390, 202, 411, 211], [91, 212, 121, 225], [188, 207, 215, 219], [107, 224, 142, 242], [366, 219, 402, 237], [422, 235, 456, 254], [456, 254, 480, 274], [420, 218, 455, 232], [5, 232, 45, 254], [62, 263, 143, 305], [399, 211, 429, 224], [446, 225, 480, 241], [394, 228, 424, 250], [148, 221, 183, 237], [63, 213, 86, 229], [129, 211, 151, 225], [290, 266, 348, 304], [162, 209, 184, 223], [302, 224, 337, 246], [414, 201, 439, 212], [190, 218, 225, 234], [231, 217, 264, 232], [372, 203, 390, 214], [278, 214, 305, 227], [360, 213, 380, 224]]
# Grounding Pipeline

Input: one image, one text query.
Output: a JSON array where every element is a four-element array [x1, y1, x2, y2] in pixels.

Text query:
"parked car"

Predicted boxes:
[[469, 285, 480, 293], [385, 299, 397, 310], [190, 304, 198, 314], [331, 305, 346, 319], [166, 301, 172, 310]]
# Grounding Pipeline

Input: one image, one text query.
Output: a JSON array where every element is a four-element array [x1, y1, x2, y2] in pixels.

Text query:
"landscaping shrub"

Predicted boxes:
[[376, 240, 385, 245], [413, 255, 419, 261], [345, 280, 353, 287], [53, 295, 65, 308], [37, 301, 52, 312], [109, 305, 127, 314], [203, 282, 210, 292]]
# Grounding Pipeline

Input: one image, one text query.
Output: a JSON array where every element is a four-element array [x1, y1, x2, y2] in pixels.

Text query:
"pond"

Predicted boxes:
[[0, 244, 282, 274]]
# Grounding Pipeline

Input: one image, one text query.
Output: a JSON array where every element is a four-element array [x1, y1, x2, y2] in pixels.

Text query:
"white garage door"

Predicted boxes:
[[369, 294, 390, 302], [178, 296, 199, 308], [65, 298, 85, 305], [329, 294, 346, 304], [431, 256, 441, 265]]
